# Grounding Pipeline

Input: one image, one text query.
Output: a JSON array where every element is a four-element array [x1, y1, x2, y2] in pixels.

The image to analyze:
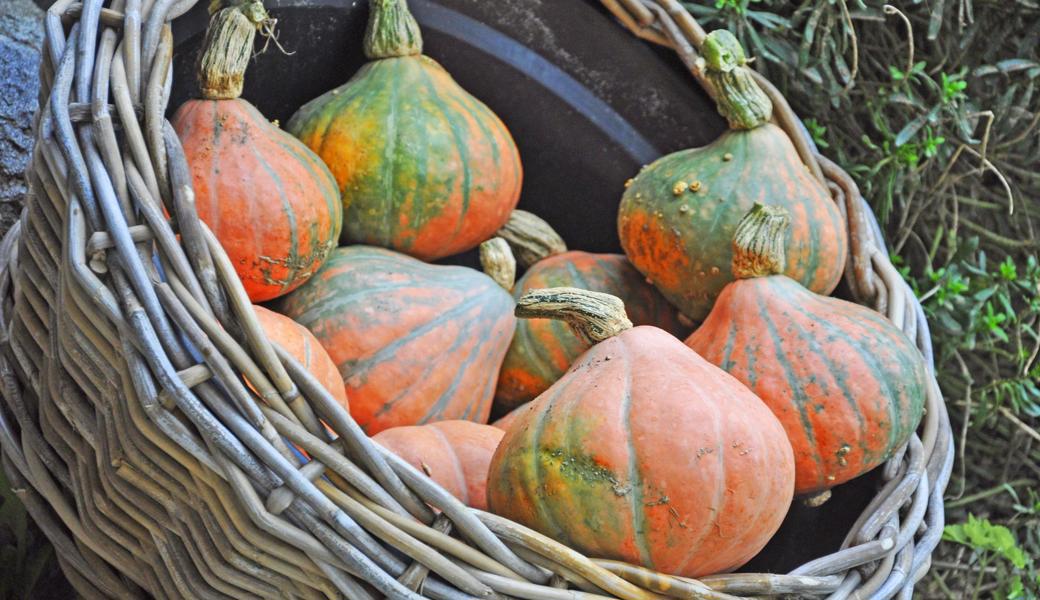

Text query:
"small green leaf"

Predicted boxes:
[[895, 113, 929, 147], [1000, 257, 1018, 281], [944, 515, 1030, 569]]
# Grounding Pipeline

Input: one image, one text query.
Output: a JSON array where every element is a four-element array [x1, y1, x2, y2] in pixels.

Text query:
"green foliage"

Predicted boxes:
[[803, 117, 829, 148], [943, 515, 1040, 599], [921, 247, 1040, 418], [944, 515, 1028, 569]]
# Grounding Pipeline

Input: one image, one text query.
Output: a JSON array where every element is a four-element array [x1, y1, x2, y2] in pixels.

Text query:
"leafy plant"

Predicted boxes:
[[943, 515, 1038, 599]]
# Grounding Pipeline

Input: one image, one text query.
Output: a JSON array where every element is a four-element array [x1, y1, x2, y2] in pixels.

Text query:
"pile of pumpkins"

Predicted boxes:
[[173, 0, 928, 578]]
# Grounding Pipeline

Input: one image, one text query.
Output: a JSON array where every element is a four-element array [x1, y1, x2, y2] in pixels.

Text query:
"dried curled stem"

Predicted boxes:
[[197, 2, 267, 99], [515, 288, 632, 346], [495, 210, 568, 269]]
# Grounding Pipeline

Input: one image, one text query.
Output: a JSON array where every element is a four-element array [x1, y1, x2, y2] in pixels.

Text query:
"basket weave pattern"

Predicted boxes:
[[0, 0, 954, 598]]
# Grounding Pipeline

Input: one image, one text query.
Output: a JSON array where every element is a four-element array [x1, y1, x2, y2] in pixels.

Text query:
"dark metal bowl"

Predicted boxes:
[[169, 0, 728, 254]]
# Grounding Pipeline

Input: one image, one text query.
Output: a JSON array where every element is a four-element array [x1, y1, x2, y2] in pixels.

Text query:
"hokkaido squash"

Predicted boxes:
[[172, 2, 342, 302], [487, 288, 795, 577], [495, 251, 689, 410], [686, 205, 927, 495], [252, 306, 349, 411], [617, 30, 847, 320], [286, 0, 522, 261], [277, 245, 515, 434], [373, 421, 503, 510]]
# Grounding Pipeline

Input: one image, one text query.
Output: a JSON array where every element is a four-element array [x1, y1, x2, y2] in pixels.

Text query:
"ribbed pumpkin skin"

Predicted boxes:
[[287, 56, 522, 261], [374, 421, 504, 510], [252, 306, 349, 411], [173, 99, 342, 302], [618, 124, 848, 320], [495, 252, 688, 410], [686, 276, 927, 494], [487, 326, 795, 577], [277, 246, 515, 434]]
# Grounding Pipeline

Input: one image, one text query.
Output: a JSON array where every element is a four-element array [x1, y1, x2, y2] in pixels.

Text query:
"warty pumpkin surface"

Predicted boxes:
[[617, 30, 847, 320], [373, 421, 504, 510], [277, 245, 515, 434], [173, 3, 342, 302], [286, 0, 522, 261], [495, 251, 689, 410], [686, 205, 927, 494], [487, 288, 795, 577]]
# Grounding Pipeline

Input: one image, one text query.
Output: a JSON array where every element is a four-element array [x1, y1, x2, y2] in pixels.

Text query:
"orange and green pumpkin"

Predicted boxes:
[[252, 306, 349, 411], [277, 246, 515, 434], [373, 420, 503, 510], [686, 205, 927, 494], [495, 251, 689, 411], [487, 288, 795, 577], [286, 0, 522, 261], [172, 3, 342, 302], [618, 30, 847, 320]]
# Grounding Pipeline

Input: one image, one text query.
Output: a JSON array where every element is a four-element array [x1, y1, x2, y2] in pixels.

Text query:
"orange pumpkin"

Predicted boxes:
[[495, 251, 689, 411], [252, 306, 348, 411], [373, 421, 504, 510], [173, 3, 342, 302], [686, 205, 927, 494], [287, 0, 521, 261], [487, 288, 795, 577], [277, 246, 515, 434]]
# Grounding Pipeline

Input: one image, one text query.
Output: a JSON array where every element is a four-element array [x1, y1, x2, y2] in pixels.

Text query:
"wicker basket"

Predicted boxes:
[[0, 0, 954, 597]]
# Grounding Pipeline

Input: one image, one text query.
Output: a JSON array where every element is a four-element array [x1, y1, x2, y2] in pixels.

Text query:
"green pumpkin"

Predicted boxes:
[[287, 0, 522, 261], [618, 30, 848, 320]]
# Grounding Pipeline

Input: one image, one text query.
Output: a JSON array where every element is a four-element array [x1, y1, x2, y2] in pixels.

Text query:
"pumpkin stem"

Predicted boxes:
[[197, 1, 268, 100], [703, 30, 772, 130], [496, 210, 568, 269], [480, 238, 517, 292], [364, 0, 423, 59], [515, 288, 633, 346], [732, 204, 790, 279], [803, 489, 832, 507]]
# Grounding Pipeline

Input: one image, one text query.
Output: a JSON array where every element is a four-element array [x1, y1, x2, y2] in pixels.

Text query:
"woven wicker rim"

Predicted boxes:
[[0, 0, 955, 598]]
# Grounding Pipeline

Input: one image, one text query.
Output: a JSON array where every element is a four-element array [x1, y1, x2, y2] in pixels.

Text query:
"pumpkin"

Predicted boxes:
[[172, 2, 342, 302], [286, 0, 522, 261], [617, 30, 847, 320], [373, 421, 503, 510], [252, 306, 349, 411], [490, 403, 532, 432], [495, 251, 689, 410], [276, 245, 515, 434], [487, 288, 795, 577], [686, 205, 927, 495]]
